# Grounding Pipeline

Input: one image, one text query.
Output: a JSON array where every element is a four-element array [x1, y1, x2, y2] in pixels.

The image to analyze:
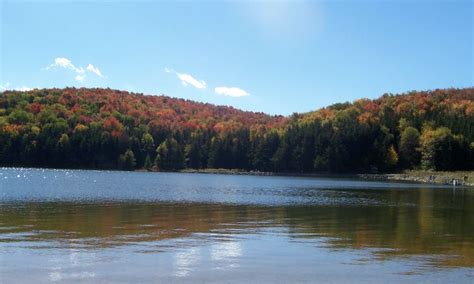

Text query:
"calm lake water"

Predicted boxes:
[[1, 168, 473, 283]]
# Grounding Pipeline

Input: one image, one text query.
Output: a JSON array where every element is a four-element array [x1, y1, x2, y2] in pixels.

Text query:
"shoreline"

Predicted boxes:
[[357, 171, 474, 187], [180, 168, 474, 187], [2, 166, 473, 187]]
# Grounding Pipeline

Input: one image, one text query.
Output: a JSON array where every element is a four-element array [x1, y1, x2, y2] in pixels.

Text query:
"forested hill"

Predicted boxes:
[[1, 87, 473, 172]]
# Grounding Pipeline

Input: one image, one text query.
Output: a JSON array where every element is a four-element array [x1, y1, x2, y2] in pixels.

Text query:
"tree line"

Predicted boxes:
[[1, 87, 473, 172]]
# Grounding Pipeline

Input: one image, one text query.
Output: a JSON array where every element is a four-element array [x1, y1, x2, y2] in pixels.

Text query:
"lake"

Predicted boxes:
[[1, 168, 473, 283]]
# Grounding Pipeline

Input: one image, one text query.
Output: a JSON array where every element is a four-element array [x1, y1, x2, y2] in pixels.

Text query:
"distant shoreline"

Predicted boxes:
[[357, 171, 474, 187], [180, 168, 474, 187], [2, 166, 473, 187]]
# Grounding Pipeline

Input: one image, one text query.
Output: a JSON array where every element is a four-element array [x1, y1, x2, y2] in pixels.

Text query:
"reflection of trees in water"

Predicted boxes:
[[282, 188, 474, 267], [1, 188, 473, 267]]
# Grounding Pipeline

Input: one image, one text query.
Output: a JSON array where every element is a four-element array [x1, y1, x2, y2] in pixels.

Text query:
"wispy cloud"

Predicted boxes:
[[75, 75, 85, 82], [164, 67, 249, 97], [0, 82, 34, 92], [176, 73, 207, 89], [46, 57, 84, 74], [45, 57, 105, 82], [86, 64, 104, 78], [215, 86, 250, 97], [165, 68, 207, 89]]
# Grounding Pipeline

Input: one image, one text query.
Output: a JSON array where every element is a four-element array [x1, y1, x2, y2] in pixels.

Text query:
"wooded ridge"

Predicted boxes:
[[1, 87, 473, 172]]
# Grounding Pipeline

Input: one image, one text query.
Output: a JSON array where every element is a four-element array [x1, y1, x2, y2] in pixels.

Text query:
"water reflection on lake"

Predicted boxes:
[[0, 168, 473, 283]]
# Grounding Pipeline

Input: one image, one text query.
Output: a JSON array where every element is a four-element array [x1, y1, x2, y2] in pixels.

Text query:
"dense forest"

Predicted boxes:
[[1, 87, 473, 173]]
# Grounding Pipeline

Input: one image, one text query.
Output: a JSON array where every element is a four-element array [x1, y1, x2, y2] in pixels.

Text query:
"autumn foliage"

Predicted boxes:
[[0, 87, 473, 172]]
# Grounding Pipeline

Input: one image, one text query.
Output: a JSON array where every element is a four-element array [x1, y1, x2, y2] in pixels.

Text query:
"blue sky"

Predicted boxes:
[[1, 0, 472, 115]]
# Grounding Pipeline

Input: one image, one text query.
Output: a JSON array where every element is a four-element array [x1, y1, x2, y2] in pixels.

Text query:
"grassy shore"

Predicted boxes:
[[179, 168, 474, 187]]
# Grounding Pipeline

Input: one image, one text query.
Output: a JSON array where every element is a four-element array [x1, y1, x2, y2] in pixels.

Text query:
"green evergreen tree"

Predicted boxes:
[[143, 154, 153, 170], [155, 137, 184, 170], [118, 149, 136, 171]]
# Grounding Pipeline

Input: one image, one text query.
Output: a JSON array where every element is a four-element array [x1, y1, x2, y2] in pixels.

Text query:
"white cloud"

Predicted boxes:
[[214, 86, 250, 97], [0, 83, 34, 92], [165, 68, 206, 89], [16, 86, 33, 91], [86, 64, 104, 78], [176, 72, 206, 89], [45, 57, 105, 82], [75, 75, 85, 82], [164, 68, 248, 96], [46, 57, 84, 74], [49, 57, 73, 69], [0, 82, 10, 91]]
